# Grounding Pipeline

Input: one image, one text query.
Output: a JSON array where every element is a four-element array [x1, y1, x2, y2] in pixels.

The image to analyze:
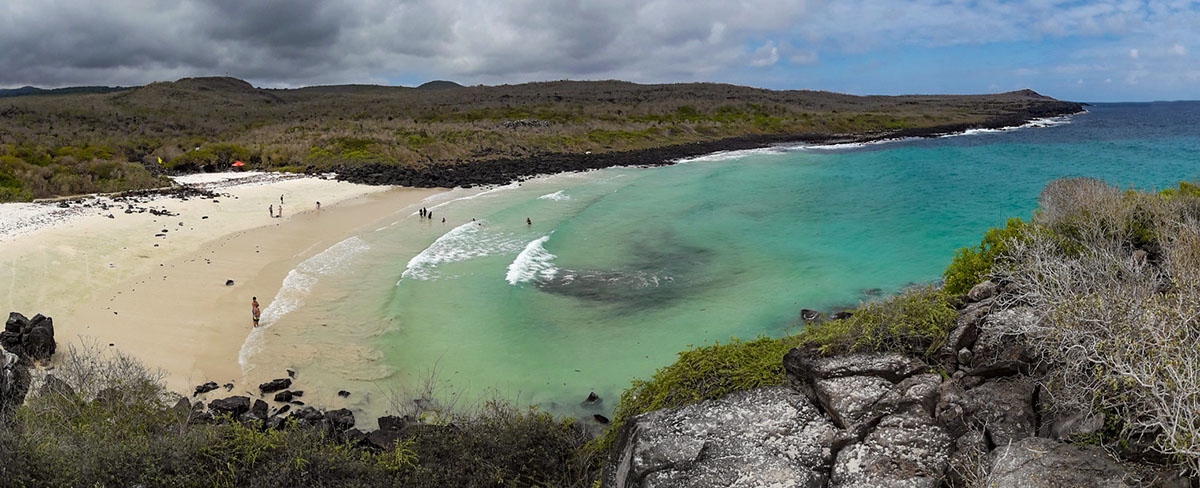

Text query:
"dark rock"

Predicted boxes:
[[208, 395, 251, 418], [225, 279, 234, 286], [273, 390, 295, 402], [271, 404, 291, 417], [983, 437, 1129, 487], [831, 311, 853, 320], [830, 404, 952, 488], [193, 381, 219, 397], [337, 390, 350, 398], [258, 378, 291, 394], [593, 414, 610, 424], [290, 400, 305, 406], [286, 369, 295, 378], [290, 406, 324, 425], [325, 408, 355, 431], [602, 387, 835, 488], [378, 415, 412, 432], [2, 313, 56, 361], [962, 377, 1037, 447], [800, 308, 823, 322], [222, 382, 233, 391], [291, 390, 303, 397], [582, 391, 602, 407], [966, 280, 997, 302], [249, 399, 268, 420], [344, 428, 368, 445], [6, 312, 29, 333], [1043, 407, 1105, 441]]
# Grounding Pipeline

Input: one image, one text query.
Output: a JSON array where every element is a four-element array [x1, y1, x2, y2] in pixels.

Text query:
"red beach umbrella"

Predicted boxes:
[[231, 161, 245, 167]]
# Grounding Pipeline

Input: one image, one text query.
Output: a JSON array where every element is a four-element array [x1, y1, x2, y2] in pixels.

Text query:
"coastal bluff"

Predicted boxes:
[[601, 282, 1190, 487]]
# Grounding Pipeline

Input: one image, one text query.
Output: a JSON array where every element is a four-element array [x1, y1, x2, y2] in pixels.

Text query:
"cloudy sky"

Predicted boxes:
[[2, 0, 1197, 101]]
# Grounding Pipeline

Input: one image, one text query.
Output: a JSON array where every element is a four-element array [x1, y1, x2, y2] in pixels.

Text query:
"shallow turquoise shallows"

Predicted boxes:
[[253, 102, 1200, 418]]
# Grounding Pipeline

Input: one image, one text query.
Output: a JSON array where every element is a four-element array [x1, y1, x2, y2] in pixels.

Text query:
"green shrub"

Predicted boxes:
[[796, 285, 958, 358], [943, 217, 1028, 294]]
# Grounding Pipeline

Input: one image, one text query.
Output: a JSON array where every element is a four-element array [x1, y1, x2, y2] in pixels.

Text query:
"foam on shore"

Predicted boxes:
[[239, 236, 371, 374], [399, 221, 525, 282]]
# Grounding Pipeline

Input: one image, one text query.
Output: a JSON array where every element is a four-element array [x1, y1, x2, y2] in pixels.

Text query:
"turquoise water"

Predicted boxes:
[[250, 102, 1200, 418]]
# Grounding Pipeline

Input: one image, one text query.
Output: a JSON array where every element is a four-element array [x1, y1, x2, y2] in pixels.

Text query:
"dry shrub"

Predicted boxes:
[[993, 180, 1200, 471]]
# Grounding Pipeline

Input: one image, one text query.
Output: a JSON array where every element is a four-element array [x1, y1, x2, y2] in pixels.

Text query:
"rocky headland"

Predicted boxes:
[[601, 281, 1191, 487]]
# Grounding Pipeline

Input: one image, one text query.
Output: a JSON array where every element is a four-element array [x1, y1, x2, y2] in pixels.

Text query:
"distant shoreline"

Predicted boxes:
[[334, 101, 1085, 188]]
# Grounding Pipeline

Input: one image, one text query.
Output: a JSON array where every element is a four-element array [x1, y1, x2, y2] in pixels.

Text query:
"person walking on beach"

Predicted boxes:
[[280, 195, 284, 204], [269, 204, 273, 217], [251, 297, 261, 327], [316, 201, 321, 211], [278, 205, 283, 218]]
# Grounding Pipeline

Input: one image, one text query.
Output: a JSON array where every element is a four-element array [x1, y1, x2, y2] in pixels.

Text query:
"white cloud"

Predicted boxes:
[[750, 41, 779, 67], [1129, 48, 1140, 59], [1170, 43, 1187, 55]]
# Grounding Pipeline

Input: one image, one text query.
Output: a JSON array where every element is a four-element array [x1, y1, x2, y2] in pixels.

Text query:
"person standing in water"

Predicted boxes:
[[251, 297, 261, 327], [526, 217, 532, 226]]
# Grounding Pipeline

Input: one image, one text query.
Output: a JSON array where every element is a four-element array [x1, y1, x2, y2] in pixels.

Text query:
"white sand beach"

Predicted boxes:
[[0, 172, 444, 395]]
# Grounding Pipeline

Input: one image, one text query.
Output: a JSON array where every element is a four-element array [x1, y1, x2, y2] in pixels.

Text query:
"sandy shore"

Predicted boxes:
[[0, 173, 443, 395]]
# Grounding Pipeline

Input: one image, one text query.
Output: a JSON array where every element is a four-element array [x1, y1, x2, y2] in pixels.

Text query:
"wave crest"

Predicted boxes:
[[505, 235, 558, 285]]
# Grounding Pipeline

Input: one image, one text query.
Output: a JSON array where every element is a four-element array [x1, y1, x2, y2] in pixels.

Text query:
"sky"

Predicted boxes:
[[1, 0, 1197, 102]]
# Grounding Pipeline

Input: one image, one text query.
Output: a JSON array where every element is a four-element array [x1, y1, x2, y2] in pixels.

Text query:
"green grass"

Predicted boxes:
[[794, 285, 958, 358]]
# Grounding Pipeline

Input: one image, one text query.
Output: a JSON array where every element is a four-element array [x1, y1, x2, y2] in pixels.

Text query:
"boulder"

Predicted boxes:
[[337, 390, 350, 398], [962, 377, 1037, 447], [325, 408, 355, 431], [810, 375, 893, 428], [602, 387, 836, 488], [193, 381, 219, 397], [830, 404, 952, 488], [785, 349, 927, 385], [290, 406, 325, 425], [367, 415, 414, 449], [208, 395, 251, 417], [966, 280, 997, 302], [249, 399, 269, 420], [258, 378, 291, 394], [983, 437, 1129, 487], [800, 309, 823, 322], [2, 312, 56, 361], [1043, 407, 1104, 441], [582, 391, 602, 407], [273, 390, 296, 402]]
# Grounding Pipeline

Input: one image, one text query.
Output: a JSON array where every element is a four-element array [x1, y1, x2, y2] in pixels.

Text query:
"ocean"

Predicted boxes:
[[242, 102, 1200, 419]]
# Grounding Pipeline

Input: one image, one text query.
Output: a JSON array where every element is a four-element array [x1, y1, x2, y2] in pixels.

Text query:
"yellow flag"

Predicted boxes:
[[157, 156, 163, 165]]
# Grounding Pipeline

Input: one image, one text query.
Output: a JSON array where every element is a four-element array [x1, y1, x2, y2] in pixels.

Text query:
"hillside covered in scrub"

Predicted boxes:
[[4, 177, 1199, 486], [0, 77, 1081, 201]]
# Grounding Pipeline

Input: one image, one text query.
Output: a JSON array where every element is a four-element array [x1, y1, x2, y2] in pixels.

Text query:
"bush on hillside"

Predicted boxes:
[[943, 217, 1029, 294], [796, 285, 958, 358], [0, 342, 597, 487], [992, 178, 1200, 472]]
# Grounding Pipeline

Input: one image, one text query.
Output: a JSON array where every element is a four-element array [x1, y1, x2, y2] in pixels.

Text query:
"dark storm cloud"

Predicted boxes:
[[2, 0, 1197, 100]]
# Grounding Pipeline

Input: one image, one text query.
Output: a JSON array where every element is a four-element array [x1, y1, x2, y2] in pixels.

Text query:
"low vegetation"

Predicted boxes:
[[989, 177, 1200, 472], [0, 77, 1077, 201], [0, 344, 595, 487]]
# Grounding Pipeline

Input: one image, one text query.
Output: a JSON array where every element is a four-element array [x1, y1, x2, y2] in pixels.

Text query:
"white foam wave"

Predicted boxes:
[[239, 236, 371, 374], [537, 190, 570, 201], [505, 235, 558, 285], [400, 221, 525, 281], [673, 145, 805, 164], [942, 113, 1079, 138]]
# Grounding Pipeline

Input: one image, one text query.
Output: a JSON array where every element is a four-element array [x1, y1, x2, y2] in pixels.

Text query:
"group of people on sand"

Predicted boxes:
[[268, 195, 320, 218]]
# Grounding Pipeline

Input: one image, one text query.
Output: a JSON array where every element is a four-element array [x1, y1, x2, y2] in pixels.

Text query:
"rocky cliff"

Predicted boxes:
[[602, 281, 1191, 487]]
